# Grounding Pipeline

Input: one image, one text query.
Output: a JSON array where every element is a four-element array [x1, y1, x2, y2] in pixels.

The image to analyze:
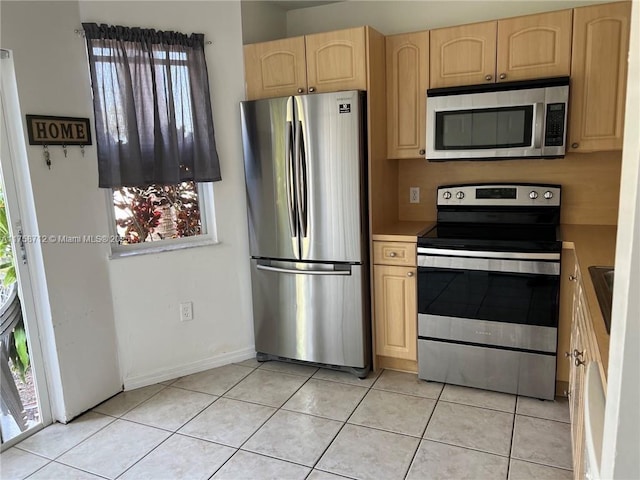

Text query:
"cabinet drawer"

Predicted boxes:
[[373, 242, 416, 266]]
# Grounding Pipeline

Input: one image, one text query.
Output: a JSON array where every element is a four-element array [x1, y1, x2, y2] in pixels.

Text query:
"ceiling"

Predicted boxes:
[[269, 1, 343, 11]]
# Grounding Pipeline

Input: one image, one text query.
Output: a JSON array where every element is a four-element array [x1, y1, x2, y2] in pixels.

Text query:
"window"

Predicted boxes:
[[112, 181, 202, 245], [83, 23, 221, 254]]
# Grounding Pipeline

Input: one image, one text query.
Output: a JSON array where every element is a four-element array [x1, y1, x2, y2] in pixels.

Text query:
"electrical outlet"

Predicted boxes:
[[180, 302, 193, 322], [410, 187, 420, 204]]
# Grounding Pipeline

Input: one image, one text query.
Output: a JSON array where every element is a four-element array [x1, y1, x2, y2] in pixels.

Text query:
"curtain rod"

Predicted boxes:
[[74, 28, 213, 45]]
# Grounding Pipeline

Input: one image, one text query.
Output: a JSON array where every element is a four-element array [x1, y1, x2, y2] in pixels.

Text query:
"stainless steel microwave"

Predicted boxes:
[[425, 77, 569, 161]]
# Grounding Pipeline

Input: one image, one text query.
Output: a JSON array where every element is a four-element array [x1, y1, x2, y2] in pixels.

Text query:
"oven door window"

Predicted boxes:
[[435, 106, 534, 150], [418, 267, 559, 327]]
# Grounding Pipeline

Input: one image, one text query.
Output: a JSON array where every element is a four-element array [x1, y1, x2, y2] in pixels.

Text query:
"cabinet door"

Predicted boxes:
[[305, 27, 367, 94], [386, 32, 429, 159], [430, 21, 497, 88], [244, 37, 307, 100], [569, 304, 586, 475], [374, 265, 417, 360], [497, 10, 572, 82], [569, 2, 631, 152], [557, 247, 577, 387]]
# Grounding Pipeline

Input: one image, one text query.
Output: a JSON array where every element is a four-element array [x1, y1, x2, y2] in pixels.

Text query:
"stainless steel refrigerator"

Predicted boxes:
[[240, 90, 370, 377]]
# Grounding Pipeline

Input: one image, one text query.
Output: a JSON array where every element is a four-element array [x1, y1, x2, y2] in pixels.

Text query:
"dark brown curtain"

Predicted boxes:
[[83, 23, 221, 188]]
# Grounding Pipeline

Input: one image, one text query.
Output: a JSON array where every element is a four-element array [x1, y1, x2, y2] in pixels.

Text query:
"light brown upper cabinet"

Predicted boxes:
[[430, 10, 572, 88], [244, 27, 367, 100], [386, 32, 429, 159], [497, 10, 572, 82], [244, 37, 307, 100], [569, 2, 631, 152], [305, 27, 367, 95], [430, 21, 497, 88]]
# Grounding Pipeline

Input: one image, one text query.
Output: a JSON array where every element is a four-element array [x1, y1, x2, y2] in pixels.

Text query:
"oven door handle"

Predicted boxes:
[[417, 247, 560, 261], [418, 255, 560, 276]]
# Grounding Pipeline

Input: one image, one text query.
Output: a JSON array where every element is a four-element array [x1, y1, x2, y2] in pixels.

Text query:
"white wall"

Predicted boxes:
[[286, 0, 621, 35], [0, 1, 120, 421], [79, 1, 255, 389], [602, 2, 640, 478], [241, 0, 287, 44]]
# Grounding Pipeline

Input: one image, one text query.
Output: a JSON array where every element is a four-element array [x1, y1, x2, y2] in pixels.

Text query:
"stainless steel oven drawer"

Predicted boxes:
[[418, 314, 557, 353], [418, 339, 556, 400]]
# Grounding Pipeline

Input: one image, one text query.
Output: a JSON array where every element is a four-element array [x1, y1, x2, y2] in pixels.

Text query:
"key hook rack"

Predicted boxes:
[[25, 115, 92, 169]]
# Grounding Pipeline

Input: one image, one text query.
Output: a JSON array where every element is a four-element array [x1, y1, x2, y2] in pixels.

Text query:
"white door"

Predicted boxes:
[[0, 50, 52, 448]]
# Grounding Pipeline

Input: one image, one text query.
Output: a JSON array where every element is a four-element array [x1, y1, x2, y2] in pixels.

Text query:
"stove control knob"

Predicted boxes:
[[456, 191, 465, 200], [443, 191, 452, 200], [529, 191, 539, 200], [544, 191, 554, 200]]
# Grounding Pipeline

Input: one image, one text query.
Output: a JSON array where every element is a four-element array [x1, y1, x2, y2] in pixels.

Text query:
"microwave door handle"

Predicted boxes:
[[534, 102, 544, 149]]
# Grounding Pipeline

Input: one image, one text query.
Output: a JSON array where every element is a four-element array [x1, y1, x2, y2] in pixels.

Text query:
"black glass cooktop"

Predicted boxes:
[[419, 223, 562, 252]]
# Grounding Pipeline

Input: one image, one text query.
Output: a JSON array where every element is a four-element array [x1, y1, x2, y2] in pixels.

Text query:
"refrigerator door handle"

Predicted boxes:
[[256, 263, 351, 276], [285, 110, 297, 238], [294, 120, 308, 238]]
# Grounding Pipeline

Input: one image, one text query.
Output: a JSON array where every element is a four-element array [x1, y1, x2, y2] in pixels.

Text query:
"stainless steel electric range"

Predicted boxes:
[[417, 183, 562, 400]]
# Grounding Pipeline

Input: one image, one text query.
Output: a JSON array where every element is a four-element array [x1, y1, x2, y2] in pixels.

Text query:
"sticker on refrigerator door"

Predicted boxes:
[[339, 103, 351, 114]]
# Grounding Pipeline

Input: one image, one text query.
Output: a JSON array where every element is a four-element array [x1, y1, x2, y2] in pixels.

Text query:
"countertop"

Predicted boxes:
[[372, 221, 434, 242], [561, 224, 617, 386]]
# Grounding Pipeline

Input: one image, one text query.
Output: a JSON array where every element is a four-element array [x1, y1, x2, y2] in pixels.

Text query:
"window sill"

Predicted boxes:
[[108, 237, 220, 260]]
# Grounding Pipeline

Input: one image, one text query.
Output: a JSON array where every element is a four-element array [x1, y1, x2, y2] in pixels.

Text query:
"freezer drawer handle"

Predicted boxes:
[[256, 264, 351, 276]]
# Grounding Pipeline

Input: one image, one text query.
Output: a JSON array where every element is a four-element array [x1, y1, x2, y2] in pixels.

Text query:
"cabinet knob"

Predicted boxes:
[[569, 274, 577, 281], [297, 88, 304, 93], [407, 271, 414, 277], [419, 149, 426, 155], [574, 349, 584, 358], [571, 143, 579, 149], [564, 351, 573, 358], [388, 251, 397, 257], [309, 87, 316, 93], [485, 74, 492, 81], [575, 357, 586, 367], [499, 73, 507, 80]]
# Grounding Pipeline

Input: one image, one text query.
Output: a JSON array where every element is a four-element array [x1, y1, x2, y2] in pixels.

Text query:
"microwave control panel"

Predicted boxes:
[[544, 103, 566, 147]]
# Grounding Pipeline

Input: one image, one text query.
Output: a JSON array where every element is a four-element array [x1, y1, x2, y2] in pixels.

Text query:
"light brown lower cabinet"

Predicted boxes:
[[373, 240, 417, 371], [567, 256, 598, 479]]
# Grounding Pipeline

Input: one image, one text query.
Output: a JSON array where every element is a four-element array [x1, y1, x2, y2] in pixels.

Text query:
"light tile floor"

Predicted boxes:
[[1, 360, 573, 480]]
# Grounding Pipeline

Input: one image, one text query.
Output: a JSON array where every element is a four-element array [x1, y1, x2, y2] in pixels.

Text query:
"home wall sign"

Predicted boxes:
[[25, 115, 92, 169]]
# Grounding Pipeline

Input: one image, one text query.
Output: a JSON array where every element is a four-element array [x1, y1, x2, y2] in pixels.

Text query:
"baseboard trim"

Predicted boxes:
[[122, 346, 256, 390]]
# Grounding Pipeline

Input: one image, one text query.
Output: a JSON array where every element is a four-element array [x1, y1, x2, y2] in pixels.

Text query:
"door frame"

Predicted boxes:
[[0, 50, 58, 449]]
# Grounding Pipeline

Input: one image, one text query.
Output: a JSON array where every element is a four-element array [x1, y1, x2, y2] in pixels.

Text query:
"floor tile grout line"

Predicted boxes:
[[94, 383, 169, 419], [15, 412, 119, 464], [435, 397, 517, 415], [506, 398, 519, 480], [208, 366, 318, 479], [112, 431, 182, 479], [23, 459, 112, 480], [15, 457, 52, 480], [403, 381, 446, 480], [305, 375, 372, 475], [307, 467, 358, 480], [423, 437, 513, 459], [370, 385, 442, 401], [306, 368, 405, 476], [510, 455, 573, 472], [513, 411, 571, 424], [509, 456, 574, 472], [125, 367, 256, 436]]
